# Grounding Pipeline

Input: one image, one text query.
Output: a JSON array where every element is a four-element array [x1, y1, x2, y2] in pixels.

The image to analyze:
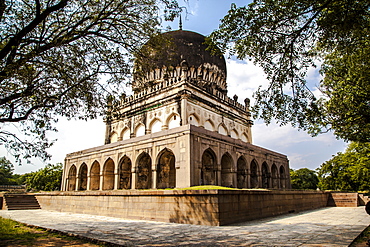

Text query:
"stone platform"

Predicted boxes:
[[0, 207, 368, 246]]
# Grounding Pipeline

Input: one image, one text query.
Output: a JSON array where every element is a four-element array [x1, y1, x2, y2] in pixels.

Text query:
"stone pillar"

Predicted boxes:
[[114, 172, 119, 190], [75, 175, 80, 191], [131, 168, 136, 189], [152, 169, 157, 189], [180, 93, 190, 125], [87, 175, 91, 190], [99, 172, 103, 190]]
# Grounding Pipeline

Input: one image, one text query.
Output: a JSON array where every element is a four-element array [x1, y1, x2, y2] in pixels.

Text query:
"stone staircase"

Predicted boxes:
[[2, 194, 41, 210], [359, 193, 370, 206]]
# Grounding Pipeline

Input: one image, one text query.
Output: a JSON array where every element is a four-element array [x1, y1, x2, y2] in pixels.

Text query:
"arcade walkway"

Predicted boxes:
[[0, 207, 368, 246]]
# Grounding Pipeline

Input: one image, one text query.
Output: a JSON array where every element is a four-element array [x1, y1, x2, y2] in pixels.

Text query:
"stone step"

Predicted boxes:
[[3, 194, 41, 210]]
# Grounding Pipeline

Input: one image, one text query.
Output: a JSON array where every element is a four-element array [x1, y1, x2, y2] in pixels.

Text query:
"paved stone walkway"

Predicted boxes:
[[0, 207, 369, 246]]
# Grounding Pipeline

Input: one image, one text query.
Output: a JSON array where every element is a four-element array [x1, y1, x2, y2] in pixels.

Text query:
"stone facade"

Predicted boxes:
[[61, 30, 291, 191]]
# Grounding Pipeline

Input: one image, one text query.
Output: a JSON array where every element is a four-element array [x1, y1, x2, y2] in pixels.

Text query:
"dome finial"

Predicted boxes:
[[179, 14, 183, 30]]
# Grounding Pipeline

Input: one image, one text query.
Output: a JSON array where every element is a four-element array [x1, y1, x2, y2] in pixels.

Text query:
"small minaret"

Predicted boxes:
[[179, 14, 183, 30]]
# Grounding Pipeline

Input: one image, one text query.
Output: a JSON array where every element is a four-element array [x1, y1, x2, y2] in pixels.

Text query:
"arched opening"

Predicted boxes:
[[151, 119, 162, 133], [121, 128, 130, 140], [103, 158, 115, 190], [218, 124, 228, 136], [230, 129, 239, 139], [241, 133, 248, 143], [135, 124, 145, 137], [168, 114, 180, 129], [136, 152, 152, 189], [188, 114, 200, 126], [237, 156, 247, 188], [201, 148, 217, 185], [90, 161, 100, 190], [156, 148, 176, 189], [110, 132, 118, 143], [221, 153, 234, 187], [119, 156, 132, 189], [280, 166, 286, 189], [67, 165, 77, 191], [271, 164, 279, 189], [204, 120, 214, 131], [250, 160, 259, 188], [262, 162, 270, 188], [78, 163, 88, 191]]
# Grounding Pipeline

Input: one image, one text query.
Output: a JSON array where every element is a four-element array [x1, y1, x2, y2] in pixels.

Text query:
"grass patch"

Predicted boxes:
[[350, 225, 370, 246], [0, 216, 106, 246]]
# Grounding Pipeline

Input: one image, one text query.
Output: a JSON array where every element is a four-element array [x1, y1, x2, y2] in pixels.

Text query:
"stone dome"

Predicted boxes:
[[133, 30, 227, 93]]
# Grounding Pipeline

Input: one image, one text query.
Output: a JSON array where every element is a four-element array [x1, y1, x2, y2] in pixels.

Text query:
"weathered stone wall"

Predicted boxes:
[[36, 190, 329, 226], [327, 192, 359, 207]]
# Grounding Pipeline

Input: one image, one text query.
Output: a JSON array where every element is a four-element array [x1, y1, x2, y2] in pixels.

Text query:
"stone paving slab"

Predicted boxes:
[[0, 207, 369, 246]]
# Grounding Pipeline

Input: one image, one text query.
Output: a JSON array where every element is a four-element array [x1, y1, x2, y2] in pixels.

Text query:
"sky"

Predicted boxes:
[[1, 0, 347, 174]]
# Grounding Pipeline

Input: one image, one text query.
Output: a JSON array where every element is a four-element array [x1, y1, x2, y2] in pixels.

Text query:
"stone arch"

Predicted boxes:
[[204, 119, 215, 131], [230, 129, 239, 139], [120, 127, 130, 141], [119, 156, 132, 189], [237, 156, 248, 188], [78, 163, 88, 191], [67, 165, 77, 191], [221, 152, 234, 187], [90, 161, 100, 190], [136, 152, 152, 189], [241, 133, 248, 143], [201, 148, 217, 185], [167, 113, 180, 129], [156, 148, 176, 189], [135, 123, 145, 137], [150, 118, 162, 133], [102, 158, 115, 190], [280, 165, 286, 189], [262, 162, 270, 188], [218, 123, 228, 136], [188, 113, 200, 126], [271, 164, 279, 189], [110, 131, 118, 143], [250, 159, 259, 188]]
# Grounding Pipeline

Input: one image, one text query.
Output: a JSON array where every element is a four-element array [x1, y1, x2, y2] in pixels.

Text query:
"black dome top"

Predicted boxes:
[[133, 30, 227, 92]]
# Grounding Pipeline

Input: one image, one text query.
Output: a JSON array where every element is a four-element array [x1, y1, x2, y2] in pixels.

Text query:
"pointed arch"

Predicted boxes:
[[110, 131, 118, 143], [250, 159, 259, 188], [230, 129, 239, 139], [120, 127, 130, 141], [241, 133, 248, 143], [136, 152, 152, 189], [103, 158, 115, 190], [237, 156, 247, 188], [201, 148, 217, 185], [280, 165, 286, 189], [167, 113, 180, 129], [204, 119, 215, 131], [90, 161, 100, 190], [262, 162, 270, 188], [119, 156, 132, 189], [218, 123, 228, 136], [78, 163, 88, 191], [135, 123, 145, 137], [150, 118, 162, 133], [221, 152, 234, 187], [271, 164, 279, 189], [188, 113, 200, 126], [67, 165, 77, 191], [156, 148, 176, 189]]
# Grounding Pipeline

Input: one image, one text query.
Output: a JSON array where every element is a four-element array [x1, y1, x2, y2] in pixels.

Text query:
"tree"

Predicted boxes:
[[0, 156, 16, 184], [290, 168, 318, 190], [317, 142, 370, 191], [209, 0, 370, 142], [24, 163, 63, 191], [0, 0, 180, 164]]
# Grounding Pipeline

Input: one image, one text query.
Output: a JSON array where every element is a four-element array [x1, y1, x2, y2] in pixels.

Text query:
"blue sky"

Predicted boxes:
[[1, 0, 347, 174]]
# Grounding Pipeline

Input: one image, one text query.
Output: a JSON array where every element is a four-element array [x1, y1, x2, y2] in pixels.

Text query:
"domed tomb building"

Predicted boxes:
[[61, 30, 291, 191]]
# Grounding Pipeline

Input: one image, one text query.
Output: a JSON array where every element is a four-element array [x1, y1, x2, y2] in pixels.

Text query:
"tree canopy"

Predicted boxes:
[[290, 168, 319, 190], [0, 0, 180, 164], [209, 0, 370, 142], [24, 163, 63, 191], [317, 142, 370, 191]]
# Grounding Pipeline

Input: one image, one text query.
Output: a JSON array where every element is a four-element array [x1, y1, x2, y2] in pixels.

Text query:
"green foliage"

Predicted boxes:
[[0, 0, 180, 164], [290, 168, 318, 190], [317, 142, 370, 191], [25, 163, 63, 191], [210, 0, 370, 142], [0, 156, 18, 185]]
